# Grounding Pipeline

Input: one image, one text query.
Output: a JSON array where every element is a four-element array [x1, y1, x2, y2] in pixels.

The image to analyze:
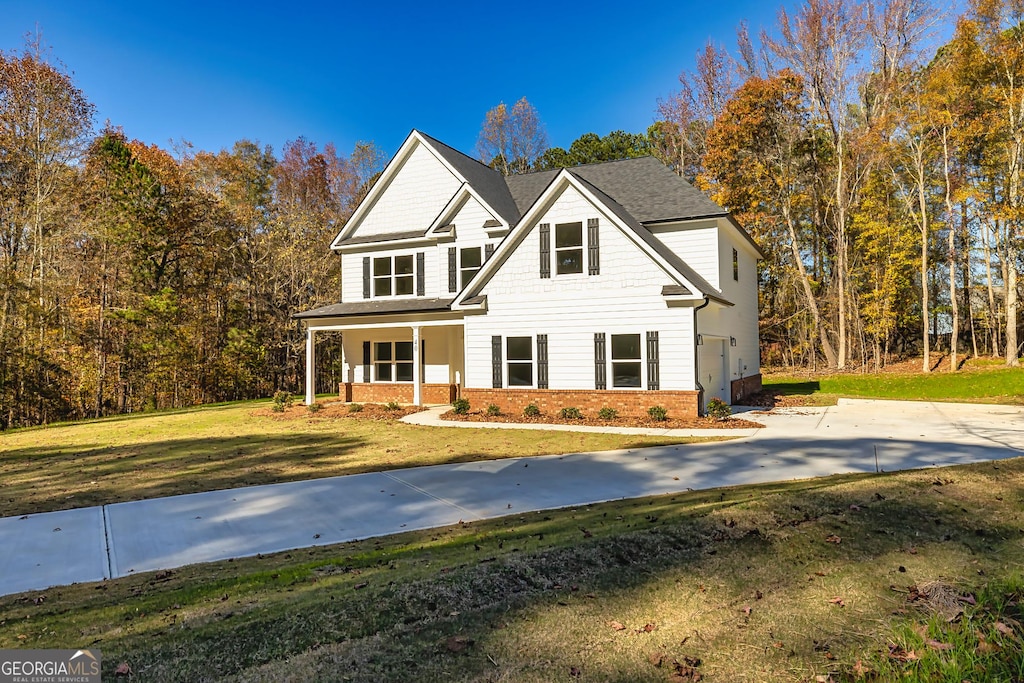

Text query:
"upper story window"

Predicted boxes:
[[555, 222, 583, 275], [374, 255, 414, 296], [460, 247, 482, 289], [732, 248, 739, 281]]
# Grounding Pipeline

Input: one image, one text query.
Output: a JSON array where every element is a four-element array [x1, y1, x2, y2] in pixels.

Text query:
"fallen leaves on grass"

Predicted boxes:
[[828, 597, 846, 607], [887, 644, 919, 662], [825, 534, 842, 544], [444, 635, 474, 653], [607, 620, 627, 631]]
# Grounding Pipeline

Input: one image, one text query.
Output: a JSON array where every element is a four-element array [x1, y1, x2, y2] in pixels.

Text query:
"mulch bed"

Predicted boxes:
[[441, 410, 762, 430], [253, 401, 423, 421]]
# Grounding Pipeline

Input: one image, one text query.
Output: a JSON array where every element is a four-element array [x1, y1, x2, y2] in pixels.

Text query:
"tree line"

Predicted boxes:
[[478, 0, 1024, 375], [0, 37, 386, 428]]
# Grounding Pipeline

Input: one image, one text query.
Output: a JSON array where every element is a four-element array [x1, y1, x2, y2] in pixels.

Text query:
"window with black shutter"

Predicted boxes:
[[587, 218, 600, 275], [362, 257, 370, 299], [539, 223, 551, 278], [594, 333, 606, 390], [646, 331, 660, 390], [362, 341, 371, 383], [416, 252, 425, 295], [448, 247, 457, 292], [537, 334, 548, 389], [491, 336, 502, 388]]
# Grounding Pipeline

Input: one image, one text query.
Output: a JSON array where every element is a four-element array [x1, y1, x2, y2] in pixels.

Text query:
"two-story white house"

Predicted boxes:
[[294, 130, 762, 417]]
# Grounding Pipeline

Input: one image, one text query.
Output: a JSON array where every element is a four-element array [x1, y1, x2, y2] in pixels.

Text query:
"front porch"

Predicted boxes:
[[296, 301, 465, 407]]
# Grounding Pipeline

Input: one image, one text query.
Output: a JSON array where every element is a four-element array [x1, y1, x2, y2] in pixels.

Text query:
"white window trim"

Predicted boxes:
[[608, 332, 645, 390], [554, 221, 585, 276], [372, 254, 417, 298], [460, 246, 482, 290], [505, 335, 535, 388], [373, 340, 415, 383]]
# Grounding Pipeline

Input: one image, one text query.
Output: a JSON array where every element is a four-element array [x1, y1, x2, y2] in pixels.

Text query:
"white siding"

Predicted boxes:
[[464, 185, 695, 391], [341, 246, 440, 301], [351, 141, 461, 237], [695, 221, 761, 387], [434, 196, 499, 296], [654, 225, 720, 289]]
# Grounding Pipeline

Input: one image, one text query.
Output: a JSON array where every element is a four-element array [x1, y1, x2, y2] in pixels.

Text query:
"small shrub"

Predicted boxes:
[[648, 405, 668, 422], [384, 401, 401, 411], [348, 403, 363, 413], [485, 403, 501, 417], [272, 390, 292, 410], [706, 397, 732, 420], [523, 403, 540, 417], [597, 407, 618, 420], [271, 403, 285, 413], [559, 406, 583, 420], [451, 398, 471, 415], [307, 401, 322, 414]]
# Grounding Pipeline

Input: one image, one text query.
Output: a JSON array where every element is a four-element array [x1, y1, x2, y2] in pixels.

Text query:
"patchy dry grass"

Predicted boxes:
[[2, 457, 1022, 681], [0, 400, 694, 517]]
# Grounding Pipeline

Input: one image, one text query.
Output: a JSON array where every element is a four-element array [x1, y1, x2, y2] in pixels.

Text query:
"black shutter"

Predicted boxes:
[[362, 341, 371, 383], [587, 218, 600, 275], [539, 223, 551, 278], [594, 333, 606, 390], [537, 334, 548, 389], [491, 335, 503, 388], [647, 331, 660, 390], [448, 247, 457, 292], [416, 252, 425, 296], [362, 257, 371, 299], [485, 243, 495, 261]]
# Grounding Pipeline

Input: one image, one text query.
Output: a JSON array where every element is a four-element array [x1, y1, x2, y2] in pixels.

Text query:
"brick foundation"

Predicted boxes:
[[461, 388, 700, 419], [341, 383, 456, 405], [730, 373, 762, 404]]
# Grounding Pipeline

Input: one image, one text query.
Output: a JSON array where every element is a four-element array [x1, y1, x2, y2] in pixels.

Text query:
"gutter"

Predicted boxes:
[[693, 295, 711, 416]]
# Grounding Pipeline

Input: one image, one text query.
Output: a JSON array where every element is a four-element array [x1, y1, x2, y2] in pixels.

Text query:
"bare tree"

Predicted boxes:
[[476, 97, 548, 175]]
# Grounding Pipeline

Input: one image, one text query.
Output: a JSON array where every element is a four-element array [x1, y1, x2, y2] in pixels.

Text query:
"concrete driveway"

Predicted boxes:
[[1, 398, 1022, 598]]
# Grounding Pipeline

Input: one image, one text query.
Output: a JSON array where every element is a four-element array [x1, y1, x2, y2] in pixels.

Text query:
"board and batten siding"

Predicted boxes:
[[463, 184, 695, 391], [350, 141, 462, 237]]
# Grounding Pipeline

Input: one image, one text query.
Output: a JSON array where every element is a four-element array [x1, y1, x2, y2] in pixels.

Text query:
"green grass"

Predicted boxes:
[[765, 363, 1024, 406], [2, 458, 1022, 681], [0, 400, 694, 517]]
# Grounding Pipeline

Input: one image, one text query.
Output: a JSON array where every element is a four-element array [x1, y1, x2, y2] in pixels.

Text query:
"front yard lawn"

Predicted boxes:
[[2, 458, 1022, 681], [0, 400, 695, 518]]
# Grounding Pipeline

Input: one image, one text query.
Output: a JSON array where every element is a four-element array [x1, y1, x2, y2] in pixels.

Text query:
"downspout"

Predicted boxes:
[[693, 295, 711, 416]]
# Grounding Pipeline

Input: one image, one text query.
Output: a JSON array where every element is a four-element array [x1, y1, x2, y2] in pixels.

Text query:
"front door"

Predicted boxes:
[[699, 339, 728, 404]]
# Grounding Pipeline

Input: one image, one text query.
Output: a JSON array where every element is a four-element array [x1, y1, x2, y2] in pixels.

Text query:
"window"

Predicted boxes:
[[555, 222, 583, 275], [460, 247, 482, 289], [732, 248, 738, 281], [374, 341, 414, 382], [506, 336, 533, 386], [373, 255, 415, 297], [611, 334, 642, 388]]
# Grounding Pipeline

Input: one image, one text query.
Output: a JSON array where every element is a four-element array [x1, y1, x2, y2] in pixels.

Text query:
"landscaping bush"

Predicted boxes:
[[451, 398, 471, 415], [559, 407, 583, 420], [647, 405, 668, 422], [272, 390, 292, 412], [307, 401, 322, 414], [523, 404, 541, 417], [485, 403, 501, 417], [384, 401, 401, 411], [348, 403, 363, 413], [597, 407, 618, 420], [706, 397, 732, 420]]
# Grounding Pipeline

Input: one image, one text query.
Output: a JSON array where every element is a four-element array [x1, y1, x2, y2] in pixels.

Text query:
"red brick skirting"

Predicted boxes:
[[730, 374, 762, 404], [461, 388, 700, 419], [341, 383, 456, 404]]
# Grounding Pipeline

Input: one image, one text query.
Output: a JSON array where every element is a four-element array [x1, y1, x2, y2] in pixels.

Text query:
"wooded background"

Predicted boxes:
[[2, 0, 1022, 428]]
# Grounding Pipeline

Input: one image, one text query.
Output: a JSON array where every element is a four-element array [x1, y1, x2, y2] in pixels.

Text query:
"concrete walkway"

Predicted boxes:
[[1, 398, 1022, 598]]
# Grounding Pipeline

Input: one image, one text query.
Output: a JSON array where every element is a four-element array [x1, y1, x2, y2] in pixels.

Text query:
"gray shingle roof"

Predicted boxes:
[[570, 173, 732, 306], [293, 298, 454, 320], [418, 132, 522, 225], [335, 228, 427, 247], [506, 157, 728, 223]]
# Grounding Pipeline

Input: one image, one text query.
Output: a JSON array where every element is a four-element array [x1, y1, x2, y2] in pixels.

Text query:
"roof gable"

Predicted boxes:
[[455, 170, 731, 308]]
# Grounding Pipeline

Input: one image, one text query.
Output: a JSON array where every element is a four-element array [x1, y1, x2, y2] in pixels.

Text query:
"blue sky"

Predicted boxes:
[[1, 0, 793, 160]]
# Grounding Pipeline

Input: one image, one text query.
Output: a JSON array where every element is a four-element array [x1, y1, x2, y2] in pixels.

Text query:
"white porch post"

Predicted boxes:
[[304, 326, 315, 405], [412, 325, 422, 406]]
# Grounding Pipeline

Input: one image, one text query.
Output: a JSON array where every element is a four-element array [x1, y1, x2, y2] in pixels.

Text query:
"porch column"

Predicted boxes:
[[412, 325, 422, 406], [305, 326, 315, 405]]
